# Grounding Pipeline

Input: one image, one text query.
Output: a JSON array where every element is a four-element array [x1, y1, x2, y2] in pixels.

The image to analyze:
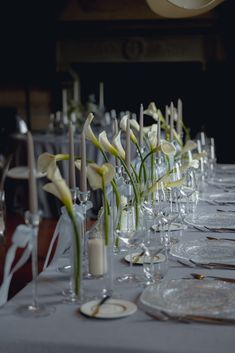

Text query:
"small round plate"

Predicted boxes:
[[7, 166, 46, 180], [151, 222, 187, 232], [124, 252, 165, 265], [80, 299, 137, 319]]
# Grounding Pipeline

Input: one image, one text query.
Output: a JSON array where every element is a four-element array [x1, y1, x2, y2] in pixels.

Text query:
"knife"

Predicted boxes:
[[91, 295, 110, 317]]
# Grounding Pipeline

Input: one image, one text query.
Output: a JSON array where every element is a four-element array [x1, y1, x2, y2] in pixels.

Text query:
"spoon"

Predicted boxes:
[[207, 236, 235, 242], [191, 273, 235, 283]]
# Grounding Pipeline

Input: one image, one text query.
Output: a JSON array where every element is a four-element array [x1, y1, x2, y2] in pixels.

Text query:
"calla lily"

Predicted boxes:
[[98, 131, 119, 158], [87, 163, 115, 191], [74, 159, 81, 170], [37, 153, 69, 173], [148, 130, 158, 150], [83, 113, 100, 148], [144, 102, 158, 121], [130, 119, 140, 132], [119, 115, 138, 144], [181, 140, 197, 155], [161, 140, 176, 157], [113, 131, 125, 159], [43, 178, 73, 212]]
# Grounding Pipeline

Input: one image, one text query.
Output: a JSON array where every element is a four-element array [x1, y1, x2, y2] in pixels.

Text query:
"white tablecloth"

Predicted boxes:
[[1, 195, 235, 353]]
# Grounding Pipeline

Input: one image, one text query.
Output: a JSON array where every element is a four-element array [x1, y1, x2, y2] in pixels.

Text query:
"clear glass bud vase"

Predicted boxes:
[[87, 205, 113, 298]]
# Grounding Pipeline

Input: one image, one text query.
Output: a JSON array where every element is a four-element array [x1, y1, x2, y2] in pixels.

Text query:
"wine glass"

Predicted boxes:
[[180, 168, 199, 220], [142, 228, 166, 286]]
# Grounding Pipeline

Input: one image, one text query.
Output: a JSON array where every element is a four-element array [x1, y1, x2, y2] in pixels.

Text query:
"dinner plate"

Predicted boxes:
[[208, 177, 235, 188], [151, 222, 187, 232], [185, 212, 235, 230], [139, 279, 235, 317], [124, 252, 165, 265], [80, 299, 137, 319], [7, 166, 46, 180], [200, 192, 235, 204], [170, 239, 235, 264]]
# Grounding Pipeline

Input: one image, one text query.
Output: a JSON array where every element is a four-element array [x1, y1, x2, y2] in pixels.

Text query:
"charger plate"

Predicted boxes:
[[169, 239, 235, 264], [185, 212, 235, 230], [139, 279, 235, 317]]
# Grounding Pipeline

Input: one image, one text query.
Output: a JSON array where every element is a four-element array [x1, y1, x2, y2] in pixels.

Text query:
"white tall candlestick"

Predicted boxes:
[[80, 132, 87, 193], [62, 89, 68, 115], [170, 102, 174, 142], [165, 105, 169, 126], [125, 118, 131, 172], [27, 132, 38, 214], [69, 123, 76, 189], [139, 104, 144, 148], [177, 98, 182, 136], [157, 112, 161, 147], [99, 82, 104, 110], [73, 79, 81, 104]]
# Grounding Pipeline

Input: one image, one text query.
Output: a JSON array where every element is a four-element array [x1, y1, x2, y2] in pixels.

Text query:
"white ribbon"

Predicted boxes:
[[0, 225, 34, 307], [43, 202, 92, 270]]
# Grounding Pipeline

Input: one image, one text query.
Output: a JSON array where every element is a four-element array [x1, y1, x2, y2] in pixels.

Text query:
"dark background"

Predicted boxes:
[[0, 0, 234, 163]]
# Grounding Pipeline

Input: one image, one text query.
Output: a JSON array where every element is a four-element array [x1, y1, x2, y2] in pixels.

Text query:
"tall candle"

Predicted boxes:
[[62, 89, 68, 115], [139, 104, 144, 148], [165, 105, 169, 126], [69, 123, 76, 189], [125, 118, 131, 172], [73, 79, 81, 104], [80, 131, 87, 192], [170, 102, 174, 142], [99, 82, 104, 110], [157, 111, 161, 147], [27, 131, 38, 214], [177, 98, 182, 136]]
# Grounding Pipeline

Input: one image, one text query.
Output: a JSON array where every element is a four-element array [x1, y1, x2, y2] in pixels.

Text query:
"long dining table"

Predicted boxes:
[[1, 166, 235, 353]]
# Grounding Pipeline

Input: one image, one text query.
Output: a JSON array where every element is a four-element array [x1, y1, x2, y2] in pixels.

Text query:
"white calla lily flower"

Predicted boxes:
[[87, 163, 115, 190], [113, 131, 125, 159], [144, 102, 158, 121], [37, 153, 68, 173], [83, 113, 100, 148], [98, 131, 119, 157], [160, 140, 176, 156], [130, 119, 140, 132], [148, 130, 158, 150], [120, 115, 138, 144], [181, 140, 197, 155]]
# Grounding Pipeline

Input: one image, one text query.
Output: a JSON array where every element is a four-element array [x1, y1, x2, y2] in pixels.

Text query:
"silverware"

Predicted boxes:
[[91, 295, 110, 317], [217, 209, 235, 213], [191, 272, 235, 283], [190, 260, 235, 270], [205, 226, 235, 233], [207, 236, 235, 242], [132, 250, 145, 264]]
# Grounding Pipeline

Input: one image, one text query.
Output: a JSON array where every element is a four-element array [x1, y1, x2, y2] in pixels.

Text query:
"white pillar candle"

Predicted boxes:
[[27, 132, 38, 214], [62, 89, 68, 115], [69, 123, 76, 189], [157, 112, 161, 147], [125, 118, 131, 172], [99, 82, 104, 110], [80, 131, 87, 193], [170, 102, 174, 142], [88, 237, 107, 276], [139, 104, 144, 148]]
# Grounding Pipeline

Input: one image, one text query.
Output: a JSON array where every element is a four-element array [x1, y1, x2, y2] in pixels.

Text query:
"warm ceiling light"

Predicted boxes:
[[146, 0, 224, 18]]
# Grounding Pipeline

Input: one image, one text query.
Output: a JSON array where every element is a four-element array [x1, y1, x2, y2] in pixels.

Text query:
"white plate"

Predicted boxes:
[[200, 192, 235, 204], [208, 177, 235, 188], [170, 239, 235, 264], [7, 166, 46, 180], [80, 299, 137, 319], [152, 222, 187, 232], [139, 279, 235, 317], [124, 252, 166, 265], [185, 212, 235, 230]]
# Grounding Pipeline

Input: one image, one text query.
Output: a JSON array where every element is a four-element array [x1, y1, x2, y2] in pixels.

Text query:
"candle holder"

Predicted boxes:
[[17, 211, 55, 317], [77, 189, 91, 279]]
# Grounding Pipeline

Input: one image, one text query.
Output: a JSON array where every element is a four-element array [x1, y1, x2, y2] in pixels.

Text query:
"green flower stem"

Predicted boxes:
[[182, 121, 191, 141], [67, 208, 81, 296], [99, 147, 120, 210], [138, 146, 160, 181], [136, 143, 147, 183], [131, 163, 139, 183], [118, 157, 139, 228], [102, 176, 109, 246]]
